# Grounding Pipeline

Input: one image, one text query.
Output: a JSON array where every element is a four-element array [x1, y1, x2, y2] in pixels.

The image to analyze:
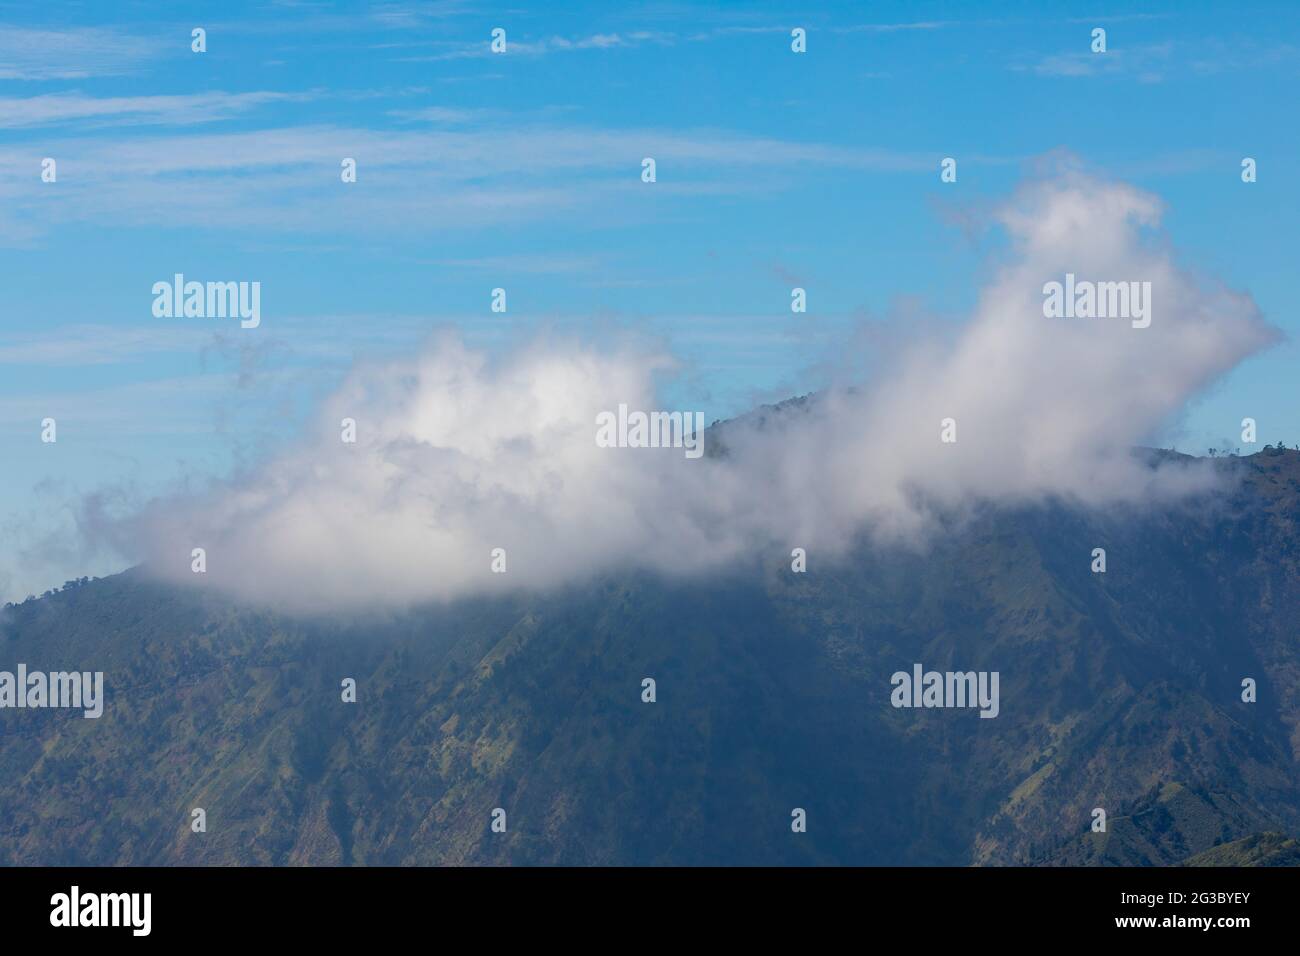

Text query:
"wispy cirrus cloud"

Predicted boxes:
[[0, 24, 162, 80], [831, 22, 956, 34], [401, 30, 675, 62], [1019, 37, 1298, 80], [1021, 42, 1174, 78], [0, 91, 316, 129], [385, 105, 502, 124], [0, 325, 209, 366], [429, 253, 607, 275], [0, 122, 943, 239]]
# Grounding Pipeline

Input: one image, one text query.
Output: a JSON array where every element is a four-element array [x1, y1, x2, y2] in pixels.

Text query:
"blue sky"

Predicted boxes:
[[1, 0, 1298, 601]]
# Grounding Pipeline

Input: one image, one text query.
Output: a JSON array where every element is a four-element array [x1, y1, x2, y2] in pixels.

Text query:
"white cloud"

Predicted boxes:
[[106, 171, 1279, 612]]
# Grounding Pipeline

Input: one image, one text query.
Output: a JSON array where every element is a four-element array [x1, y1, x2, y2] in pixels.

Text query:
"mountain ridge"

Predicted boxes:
[[2, 444, 1299, 865]]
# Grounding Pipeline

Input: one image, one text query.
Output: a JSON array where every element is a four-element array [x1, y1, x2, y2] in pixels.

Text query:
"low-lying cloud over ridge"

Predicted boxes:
[[116, 171, 1279, 612]]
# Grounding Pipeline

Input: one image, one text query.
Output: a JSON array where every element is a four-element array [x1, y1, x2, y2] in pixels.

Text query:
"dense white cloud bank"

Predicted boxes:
[[126, 172, 1278, 611]]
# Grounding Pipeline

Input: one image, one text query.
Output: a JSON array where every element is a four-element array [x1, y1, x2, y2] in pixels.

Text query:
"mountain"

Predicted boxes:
[[1034, 781, 1285, 865], [1182, 832, 1300, 866], [2, 443, 1299, 865]]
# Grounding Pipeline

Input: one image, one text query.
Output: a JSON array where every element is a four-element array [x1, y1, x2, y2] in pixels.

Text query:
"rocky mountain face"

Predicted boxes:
[[2, 446, 1298, 865]]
